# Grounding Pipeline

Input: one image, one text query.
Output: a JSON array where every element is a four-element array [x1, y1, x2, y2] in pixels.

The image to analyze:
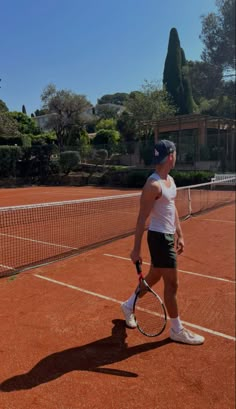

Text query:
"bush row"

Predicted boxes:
[[0, 145, 214, 188], [97, 169, 214, 188]]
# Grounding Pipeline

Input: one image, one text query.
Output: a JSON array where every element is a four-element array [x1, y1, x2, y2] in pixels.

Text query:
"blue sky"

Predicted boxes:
[[1, 0, 217, 115]]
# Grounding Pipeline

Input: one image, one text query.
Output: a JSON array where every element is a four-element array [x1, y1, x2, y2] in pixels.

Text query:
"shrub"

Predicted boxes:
[[60, 151, 81, 175], [0, 145, 22, 177], [92, 129, 120, 154], [108, 153, 122, 165], [124, 170, 152, 187], [92, 149, 108, 165], [139, 143, 154, 166], [49, 158, 61, 175], [170, 170, 214, 186]]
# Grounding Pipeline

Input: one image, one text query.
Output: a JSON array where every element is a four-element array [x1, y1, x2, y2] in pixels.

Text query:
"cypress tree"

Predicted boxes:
[[163, 28, 184, 114], [22, 104, 27, 115], [181, 48, 196, 114], [163, 28, 195, 115]]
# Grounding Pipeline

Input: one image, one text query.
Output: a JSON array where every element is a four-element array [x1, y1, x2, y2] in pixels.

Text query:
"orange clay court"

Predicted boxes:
[[0, 185, 235, 409]]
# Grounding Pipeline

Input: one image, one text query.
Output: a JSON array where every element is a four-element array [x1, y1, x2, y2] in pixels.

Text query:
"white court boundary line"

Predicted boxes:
[[0, 232, 77, 250], [0, 264, 14, 270], [103, 254, 236, 284], [34, 273, 236, 342], [200, 218, 235, 224]]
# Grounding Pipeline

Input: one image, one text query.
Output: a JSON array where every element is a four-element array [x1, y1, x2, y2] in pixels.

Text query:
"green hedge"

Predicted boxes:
[[98, 168, 214, 188], [170, 170, 215, 186], [0, 145, 22, 177]]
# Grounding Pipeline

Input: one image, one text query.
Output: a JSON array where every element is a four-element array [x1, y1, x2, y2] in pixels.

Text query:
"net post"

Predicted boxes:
[[188, 188, 192, 216]]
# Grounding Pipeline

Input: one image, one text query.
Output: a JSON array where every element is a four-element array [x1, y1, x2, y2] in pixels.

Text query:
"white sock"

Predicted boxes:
[[170, 317, 183, 333], [124, 293, 136, 310]]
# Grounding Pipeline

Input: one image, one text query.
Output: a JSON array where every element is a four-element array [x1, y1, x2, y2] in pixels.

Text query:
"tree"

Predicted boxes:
[[95, 104, 123, 119], [9, 112, 40, 135], [125, 80, 176, 137], [97, 93, 129, 105], [96, 118, 117, 131], [22, 105, 27, 114], [163, 28, 185, 114], [41, 84, 92, 150], [200, 0, 236, 71], [163, 28, 196, 114], [188, 60, 223, 102], [116, 111, 137, 153], [34, 108, 49, 116], [0, 99, 9, 112], [180, 49, 197, 113], [199, 95, 235, 118], [0, 112, 19, 136], [92, 129, 120, 154]]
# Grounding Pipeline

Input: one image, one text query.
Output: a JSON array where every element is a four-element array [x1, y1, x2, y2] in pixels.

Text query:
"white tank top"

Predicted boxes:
[[148, 172, 177, 234]]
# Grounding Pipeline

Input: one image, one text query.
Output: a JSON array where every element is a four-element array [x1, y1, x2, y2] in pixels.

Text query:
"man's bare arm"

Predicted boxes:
[[130, 180, 161, 263], [175, 207, 184, 254]]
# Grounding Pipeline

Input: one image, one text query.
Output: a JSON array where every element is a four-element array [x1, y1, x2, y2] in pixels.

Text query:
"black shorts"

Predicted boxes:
[[147, 230, 177, 269]]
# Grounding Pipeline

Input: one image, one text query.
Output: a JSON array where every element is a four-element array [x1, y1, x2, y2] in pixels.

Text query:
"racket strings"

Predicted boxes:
[[135, 290, 166, 336]]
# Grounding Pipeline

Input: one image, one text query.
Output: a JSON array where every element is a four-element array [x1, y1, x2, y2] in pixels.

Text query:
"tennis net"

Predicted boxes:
[[0, 177, 235, 277]]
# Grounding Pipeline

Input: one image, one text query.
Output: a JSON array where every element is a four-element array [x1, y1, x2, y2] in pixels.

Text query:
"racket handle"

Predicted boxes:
[[135, 260, 142, 274]]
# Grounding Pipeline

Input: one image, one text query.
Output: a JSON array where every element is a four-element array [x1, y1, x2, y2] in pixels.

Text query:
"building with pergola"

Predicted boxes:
[[140, 114, 235, 171]]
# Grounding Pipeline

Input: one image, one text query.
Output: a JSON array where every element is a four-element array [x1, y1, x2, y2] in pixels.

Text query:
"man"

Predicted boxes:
[[121, 139, 204, 345]]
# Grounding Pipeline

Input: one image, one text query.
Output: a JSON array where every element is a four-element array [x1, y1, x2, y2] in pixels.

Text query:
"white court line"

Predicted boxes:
[[200, 218, 235, 224], [34, 273, 236, 342], [103, 254, 236, 284], [0, 233, 77, 250], [0, 264, 14, 270]]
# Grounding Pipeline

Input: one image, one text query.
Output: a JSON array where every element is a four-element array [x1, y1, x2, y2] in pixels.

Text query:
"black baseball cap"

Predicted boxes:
[[153, 139, 176, 164]]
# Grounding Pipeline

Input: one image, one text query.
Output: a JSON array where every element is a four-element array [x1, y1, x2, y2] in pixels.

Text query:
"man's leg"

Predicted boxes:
[[161, 267, 179, 318], [161, 267, 205, 344], [121, 264, 162, 328]]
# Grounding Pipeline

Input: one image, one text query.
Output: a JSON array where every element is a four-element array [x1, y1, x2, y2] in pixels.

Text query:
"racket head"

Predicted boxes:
[[134, 280, 167, 337]]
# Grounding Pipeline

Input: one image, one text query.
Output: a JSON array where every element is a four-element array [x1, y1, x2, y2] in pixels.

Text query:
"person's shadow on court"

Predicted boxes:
[[0, 319, 171, 391]]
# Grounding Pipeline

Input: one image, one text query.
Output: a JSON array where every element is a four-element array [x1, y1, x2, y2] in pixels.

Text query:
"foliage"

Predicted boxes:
[[0, 145, 22, 177], [163, 28, 184, 113], [170, 170, 214, 186], [95, 118, 117, 131], [125, 80, 176, 137], [95, 104, 123, 119], [181, 64, 198, 113], [41, 83, 92, 150], [92, 149, 108, 165], [199, 95, 236, 118], [60, 151, 81, 175], [139, 142, 155, 166], [97, 93, 129, 105], [22, 105, 27, 115], [188, 60, 223, 102], [34, 108, 49, 116], [31, 131, 57, 144], [92, 129, 120, 154], [65, 125, 90, 147], [9, 112, 40, 135], [0, 99, 9, 112], [163, 28, 196, 115], [200, 0, 236, 70], [116, 111, 137, 149], [98, 168, 214, 188], [0, 112, 20, 136], [0, 135, 27, 146]]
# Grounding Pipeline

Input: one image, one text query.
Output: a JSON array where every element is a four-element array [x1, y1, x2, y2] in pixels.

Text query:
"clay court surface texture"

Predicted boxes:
[[0, 186, 235, 409]]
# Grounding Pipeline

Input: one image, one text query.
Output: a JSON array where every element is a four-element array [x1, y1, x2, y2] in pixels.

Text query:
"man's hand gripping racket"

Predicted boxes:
[[133, 260, 167, 337]]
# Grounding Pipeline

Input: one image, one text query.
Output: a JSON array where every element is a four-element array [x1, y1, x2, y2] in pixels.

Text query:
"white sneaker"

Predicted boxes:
[[121, 302, 137, 328], [170, 327, 205, 345]]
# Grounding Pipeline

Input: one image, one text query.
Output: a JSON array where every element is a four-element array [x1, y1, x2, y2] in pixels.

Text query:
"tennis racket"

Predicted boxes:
[[133, 261, 167, 337]]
